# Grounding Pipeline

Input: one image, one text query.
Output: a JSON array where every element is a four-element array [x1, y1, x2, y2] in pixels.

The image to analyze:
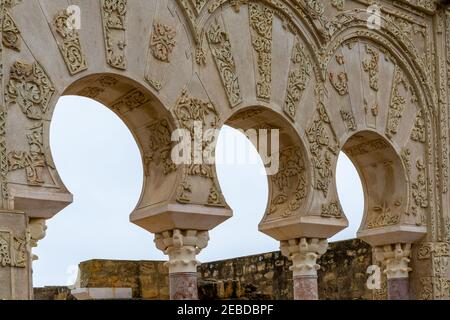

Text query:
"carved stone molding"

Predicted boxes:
[[249, 2, 273, 101], [154, 229, 209, 273], [374, 243, 412, 279], [101, 0, 127, 70], [280, 238, 328, 277], [52, 9, 88, 75], [207, 21, 242, 108]]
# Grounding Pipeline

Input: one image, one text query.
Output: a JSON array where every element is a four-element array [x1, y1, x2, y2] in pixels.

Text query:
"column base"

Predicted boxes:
[[293, 276, 318, 300], [387, 277, 410, 300], [169, 272, 198, 300]]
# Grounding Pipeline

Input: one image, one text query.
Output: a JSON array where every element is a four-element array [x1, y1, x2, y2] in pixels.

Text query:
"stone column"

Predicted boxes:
[[154, 229, 209, 300], [281, 238, 328, 300], [374, 243, 412, 300]]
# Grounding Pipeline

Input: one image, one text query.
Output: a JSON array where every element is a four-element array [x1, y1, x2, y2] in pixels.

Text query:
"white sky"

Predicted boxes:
[[33, 96, 364, 287]]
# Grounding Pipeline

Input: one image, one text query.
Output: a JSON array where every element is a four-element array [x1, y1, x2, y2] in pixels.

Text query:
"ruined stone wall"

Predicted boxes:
[[35, 239, 377, 300]]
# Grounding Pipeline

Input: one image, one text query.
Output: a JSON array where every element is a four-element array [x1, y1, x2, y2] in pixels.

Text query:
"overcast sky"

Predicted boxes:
[[33, 96, 364, 287]]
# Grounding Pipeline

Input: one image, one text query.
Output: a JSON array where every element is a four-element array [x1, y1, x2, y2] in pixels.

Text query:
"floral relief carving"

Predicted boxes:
[[191, 0, 207, 15], [110, 88, 151, 113], [386, 67, 409, 139], [321, 202, 343, 218], [345, 139, 389, 158], [150, 23, 176, 63], [401, 148, 412, 176], [0, 231, 26, 268], [207, 21, 242, 108], [411, 110, 426, 143], [172, 90, 225, 207], [2, 9, 21, 51], [329, 72, 348, 96], [8, 122, 49, 186], [306, 85, 339, 197], [362, 46, 379, 92], [249, 2, 273, 101], [6, 61, 55, 120], [411, 159, 429, 210], [101, 0, 127, 69], [52, 9, 88, 75], [77, 87, 105, 99], [331, 0, 345, 11], [367, 201, 401, 229], [340, 110, 356, 132], [268, 147, 307, 218], [145, 119, 176, 175], [284, 40, 312, 120]]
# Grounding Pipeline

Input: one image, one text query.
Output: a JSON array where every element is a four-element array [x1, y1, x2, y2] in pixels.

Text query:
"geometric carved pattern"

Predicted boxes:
[[52, 9, 88, 75], [101, 0, 127, 70]]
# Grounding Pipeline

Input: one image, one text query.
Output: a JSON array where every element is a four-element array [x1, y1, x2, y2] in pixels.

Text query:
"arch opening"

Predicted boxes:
[[340, 131, 408, 243], [332, 152, 364, 241], [34, 95, 163, 287]]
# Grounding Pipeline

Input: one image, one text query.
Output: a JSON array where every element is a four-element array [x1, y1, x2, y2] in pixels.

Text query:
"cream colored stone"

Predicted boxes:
[[0, 0, 447, 300], [155, 229, 209, 274], [280, 238, 328, 277], [374, 243, 412, 279]]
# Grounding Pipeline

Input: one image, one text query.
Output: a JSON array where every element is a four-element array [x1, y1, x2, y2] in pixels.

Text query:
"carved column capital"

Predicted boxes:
[[154, 229, 209, 274], [280, 238, 328, 277], [27, 218, 47, 261], [374, 243, 412, 279]]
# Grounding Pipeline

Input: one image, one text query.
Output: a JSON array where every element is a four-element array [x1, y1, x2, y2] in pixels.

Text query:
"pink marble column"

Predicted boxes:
[[170, 272, 198, 300], [374, 243, 412, 301], [281, 238, 328, 301], [293, 276, 319, 300], [387, 277, 410, 300]]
